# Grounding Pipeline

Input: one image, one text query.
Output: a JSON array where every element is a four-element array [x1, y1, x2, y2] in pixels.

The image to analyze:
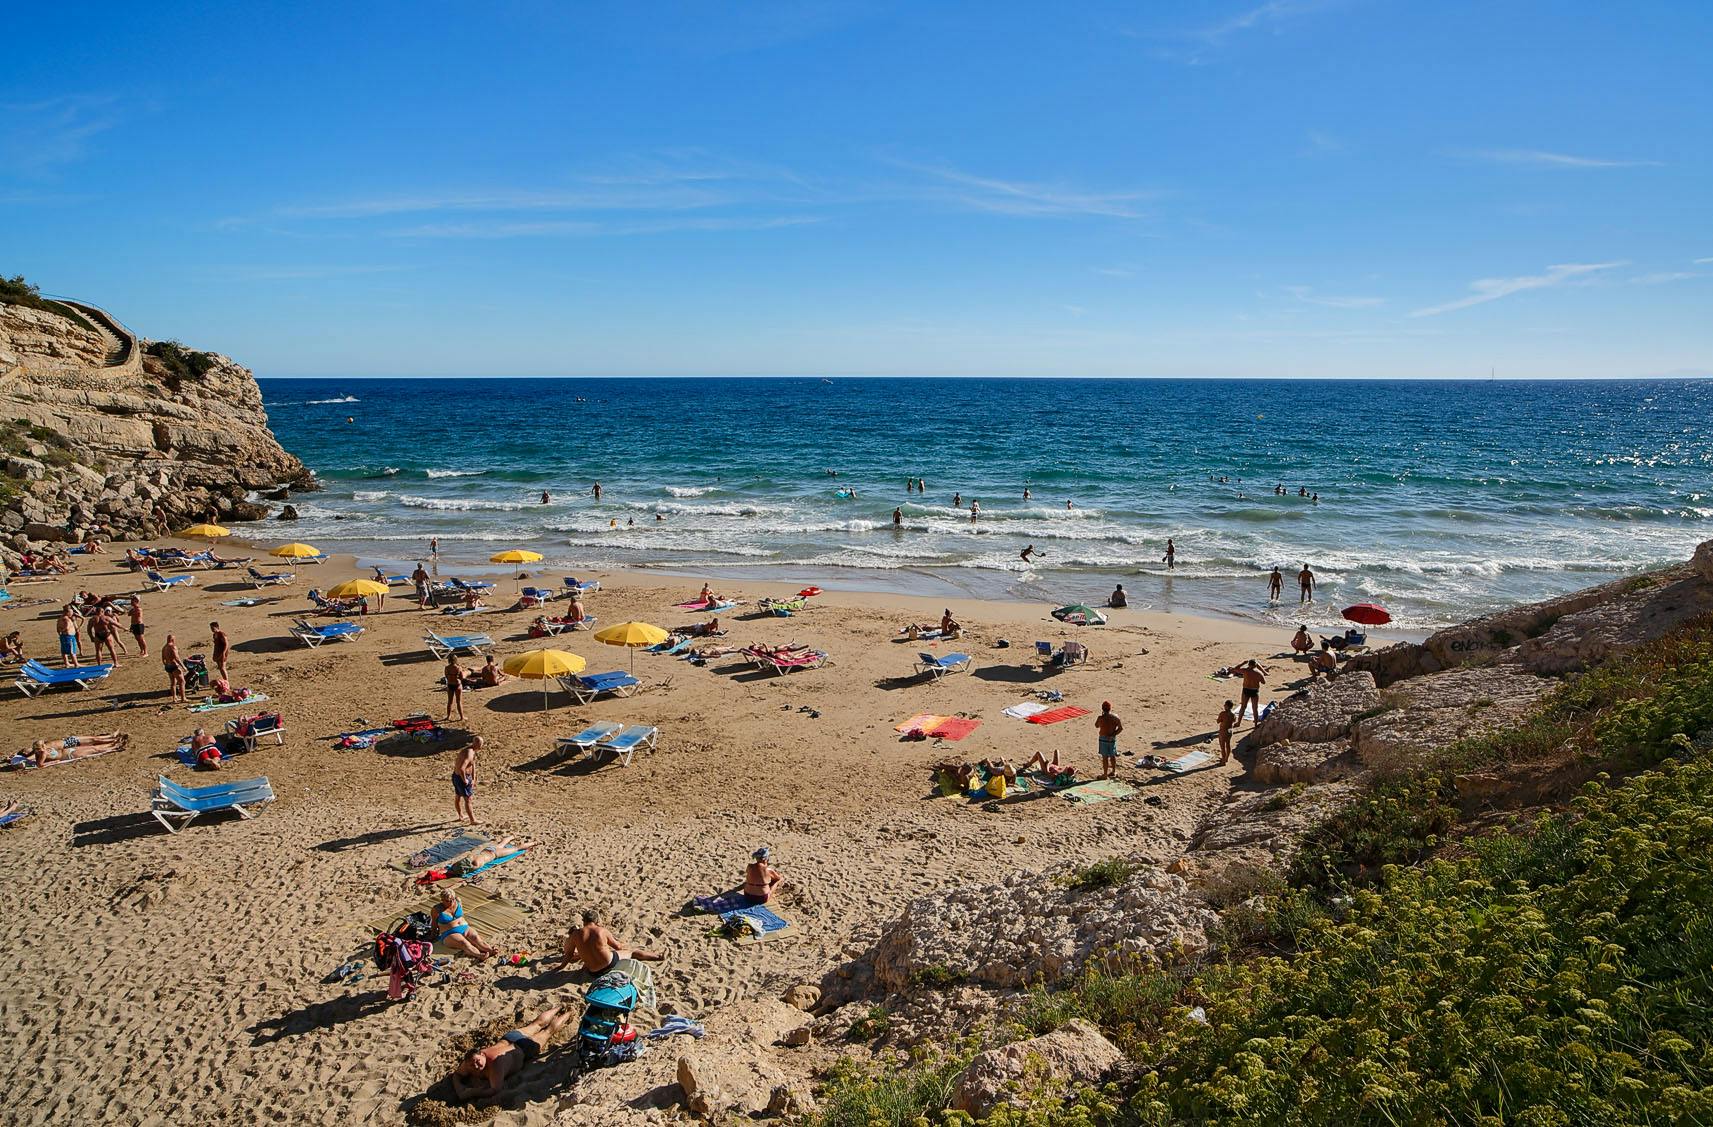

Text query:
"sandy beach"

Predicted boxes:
[[0, 541, 1340, 1124]]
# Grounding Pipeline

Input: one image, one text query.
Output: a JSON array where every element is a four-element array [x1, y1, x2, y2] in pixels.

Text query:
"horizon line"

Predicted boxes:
[[253, 372, 1713, 382]]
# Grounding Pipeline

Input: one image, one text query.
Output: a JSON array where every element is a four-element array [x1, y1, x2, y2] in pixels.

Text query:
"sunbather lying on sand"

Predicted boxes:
[[559, 908, 662, 975], [899, 622, 939, 640], [25, 732, 125, 768], [450, 1004, 576, 1103], [672, 617, 724, 637], [1022, 749, 1076, 779], [415, 837, 539, 885]]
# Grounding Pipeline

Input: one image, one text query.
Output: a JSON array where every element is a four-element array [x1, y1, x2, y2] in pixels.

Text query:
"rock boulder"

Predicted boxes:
[[950, 1019, 1124, 1118]]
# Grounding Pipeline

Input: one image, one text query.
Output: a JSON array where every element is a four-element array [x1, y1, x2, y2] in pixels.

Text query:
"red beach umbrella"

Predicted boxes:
[[1342, 603, 1392, 627]]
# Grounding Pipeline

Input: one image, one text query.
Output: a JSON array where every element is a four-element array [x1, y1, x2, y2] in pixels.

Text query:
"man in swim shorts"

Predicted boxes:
[[56, 604, 78, 668], [1094, 701, 1123, 779], [560, 908, 663, 975], [452, 736, 479, 824], [450, 1005, 576, 1102], [1238, 660, 1268, 725]]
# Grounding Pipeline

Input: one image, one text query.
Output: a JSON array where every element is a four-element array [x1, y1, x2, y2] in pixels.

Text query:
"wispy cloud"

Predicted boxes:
[[1627, 271, 1702, 285], [1196, 0, 1339, 42], [1410, 261, 1625, 317], [1282, 284, 1383, 309], [1695, 257, 1713, 265], [0, 95, 122, 177], [1457, 148, 1663, 169], [889, 160, 1156, 219], [389, 215, 822, 239]]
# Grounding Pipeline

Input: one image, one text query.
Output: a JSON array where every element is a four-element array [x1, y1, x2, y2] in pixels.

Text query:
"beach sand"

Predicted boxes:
[[0, 542, 1329, 1124]]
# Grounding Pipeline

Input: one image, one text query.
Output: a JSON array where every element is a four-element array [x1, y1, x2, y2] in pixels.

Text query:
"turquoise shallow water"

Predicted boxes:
[[258, 376, 1713, 631]]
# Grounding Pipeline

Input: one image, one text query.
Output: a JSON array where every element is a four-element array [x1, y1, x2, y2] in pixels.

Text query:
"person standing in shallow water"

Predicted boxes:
[[1163, 538, 1176, 569], [1298, 563, 1316, 604], [1268, 567, 1283, 602], [893, 507, 903, 527], [591, 481, 602, 501]]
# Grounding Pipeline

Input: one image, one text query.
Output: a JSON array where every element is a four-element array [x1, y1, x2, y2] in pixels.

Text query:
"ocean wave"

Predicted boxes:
[[397, 494, 531, 512], [352, 490, 390, 502], [665, 485, 715, 497], [306, 395, 360, 404], [427, 468, 486, 479]]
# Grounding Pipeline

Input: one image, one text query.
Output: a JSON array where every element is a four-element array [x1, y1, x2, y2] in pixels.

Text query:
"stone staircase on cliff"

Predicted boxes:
[[49, 298, 136, 369]]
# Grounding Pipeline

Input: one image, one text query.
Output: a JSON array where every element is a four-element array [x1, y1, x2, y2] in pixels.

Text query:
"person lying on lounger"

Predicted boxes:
[[450, 1004, 576, 1104], [743, 847, 785, 905], [437, 890, 498, 961], [559, 908, 662, 975]]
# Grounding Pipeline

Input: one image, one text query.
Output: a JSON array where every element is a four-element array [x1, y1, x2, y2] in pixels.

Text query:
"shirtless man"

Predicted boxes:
[[1217, 700, 1237, 766], [1108, 584, 1127, 608], [1238, 660, 1268, 725], [450, 1005, 576, 1104], [128, 596, 148, 658], [591, 480, 602, 501], [1162, 538, 1176, 569], [56, 604, 79, 669], [210, 621, 230, 682], [560, 909, 663, 975], [470, 656, 508, 687], [1268, 567, 1284, 602], [893, 507, 903, 527], [1019, 544, 1038, 563], [743, 847, 784, 905], [452, 736, 479, 824], [444, 657, 466, 721], [1094, 701, 1123, 780], [162, 634, 188, 702], [1309, 643, 1338, 679], [1298, 563, 1316, 604], [939, 609, 960, 638]]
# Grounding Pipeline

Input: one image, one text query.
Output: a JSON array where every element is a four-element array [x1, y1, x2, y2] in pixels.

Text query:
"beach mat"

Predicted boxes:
[[690, 889, 752, 915], [1061, 779, 1137, 805], [390, 831, 490, 873], [188, 692, 269, 714], [1164, 750, 1218, 772], [0, 805, 33, 828], [929, 717, 981, 741], [1002, 701, 1048, 720], [360, 884, 528, 952], [895, 713, 948, 734], [719, 904, 793, 945], [6, 734, 128, 771], [1028, 705, 1091, 725]]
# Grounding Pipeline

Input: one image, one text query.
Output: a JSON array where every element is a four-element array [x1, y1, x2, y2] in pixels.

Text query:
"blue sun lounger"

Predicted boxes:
[[424, 631, 493, 658], [449, 577, 493, 592], [554, 720, 624, 758], [14, 658, 115, 696], [914, 652, 972, 679], [563, 577, 601, 593], [556, 670, 642, 705], [520, 586, 556, 606], [151, 774, 276, 833], [247, 566, 294, 588], [598, 724, 658, 765], [145, 569, 195, 591], [290, 619, 364, 647]]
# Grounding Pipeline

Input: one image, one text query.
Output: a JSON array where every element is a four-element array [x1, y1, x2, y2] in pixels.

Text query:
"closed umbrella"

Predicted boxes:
[[181, 523, 230, 538], [502, 648, 587, 710], [327, 578, 389, 611], [593, 621, 669, 672], [1342, 603, 1392, 627]]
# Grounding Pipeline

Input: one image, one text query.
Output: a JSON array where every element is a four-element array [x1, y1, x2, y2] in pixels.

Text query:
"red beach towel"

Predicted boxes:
[[929, 717, 981, 741], [1027, 705, 1091, 725]]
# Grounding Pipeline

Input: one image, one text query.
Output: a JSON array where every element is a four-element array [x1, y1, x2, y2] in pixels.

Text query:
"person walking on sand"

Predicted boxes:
[[1163, 538, 1176, 569], [1094, 701, 1123, 779], [1217, 700, 1237, 766], [1298, 563, 1316, 604], [1268, 567, 1283, 602], [209, 621, 230, 682], [412, 562, 431, 609], [453, 736, 479, 824], [560, 908, 663, 975], [162, 634, 187, 702], [1238, 660, 1268, 726], [128, 596, 148, 657], [444, 656, 466, 721], [56, 604, 79, 669]]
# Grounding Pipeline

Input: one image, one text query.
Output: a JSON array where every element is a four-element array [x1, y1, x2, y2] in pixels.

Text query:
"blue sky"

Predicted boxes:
[[3, 1, 1709, 378]]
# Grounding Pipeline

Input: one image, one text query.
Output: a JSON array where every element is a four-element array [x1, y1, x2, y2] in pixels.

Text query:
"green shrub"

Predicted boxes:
[[912, 964, 968, 989], [848, 1004, 893, 1042], [814, 1050, 976, 1127], [145, 339, 218, 388], [1064, 859, 1140, 892]]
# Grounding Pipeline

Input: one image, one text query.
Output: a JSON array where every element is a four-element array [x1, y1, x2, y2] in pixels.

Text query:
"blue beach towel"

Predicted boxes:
[[691, 890, 752, 915], [719, 904, 790, 934]]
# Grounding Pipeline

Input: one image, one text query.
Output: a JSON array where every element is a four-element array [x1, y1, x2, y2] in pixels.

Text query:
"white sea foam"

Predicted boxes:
[[397, 494, 530, 512], [665, 485, 715, 497], [306, 395, 360, 404], [426, 468, 485, 479], [352, 490, 390, 502]]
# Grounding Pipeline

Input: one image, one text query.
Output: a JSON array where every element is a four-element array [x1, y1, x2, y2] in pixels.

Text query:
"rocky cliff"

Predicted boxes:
[[0, 297, 311, 557]]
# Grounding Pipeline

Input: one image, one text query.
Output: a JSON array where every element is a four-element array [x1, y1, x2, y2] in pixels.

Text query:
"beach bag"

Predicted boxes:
[[395, 911, 435, 945]]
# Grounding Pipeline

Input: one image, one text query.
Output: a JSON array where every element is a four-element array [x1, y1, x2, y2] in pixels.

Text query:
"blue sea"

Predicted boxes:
[[257, 377, 1713, 632]]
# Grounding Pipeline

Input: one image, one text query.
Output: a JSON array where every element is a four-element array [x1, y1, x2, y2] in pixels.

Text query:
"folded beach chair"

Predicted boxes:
[[289, 619, 364, 647], [554, 720, 624, 758], [766, 650, 828, 675], [144, 569, 195, 591], [424, 630, 493, 658], [563, 577, 601, 593], [557, 671, 642, 704], [151, 774, 276, 833], [248, 566, 294, 588], [14, 658, 115, 696], [915, 651, 972, 679]]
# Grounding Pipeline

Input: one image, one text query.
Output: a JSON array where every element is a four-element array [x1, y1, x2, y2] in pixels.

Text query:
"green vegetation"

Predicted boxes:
[[912, 965, 968, 989], [848, 1004, 894, 1042], [814, 1051, 976, 1127], [145, 339, 218, 389], [0, 418, 78, 469], [1064, 858, 1140, 892], [812, 615, 1713, 1125], [0, 273, 103, 337]]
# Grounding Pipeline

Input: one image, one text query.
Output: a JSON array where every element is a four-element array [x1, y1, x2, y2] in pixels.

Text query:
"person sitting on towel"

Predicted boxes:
[[743, 847, 785, 905], [436, 889, 499, 962], [560, 908, 663, 975], [188, 727, 222, 769], [1309, 642, 1338, 679], [940, 609, 961, 638], [468, 655, 509, 688]]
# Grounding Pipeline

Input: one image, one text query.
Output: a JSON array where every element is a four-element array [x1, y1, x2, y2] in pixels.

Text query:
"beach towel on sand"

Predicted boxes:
[[690, 890, 752, 915], [929, 717, 981, 741], [719, 904, 792, 945], [1061, 779, 1137, 804], [1163, 749, 1217, 772], [1027, 705, 1091, 725], [895, 713, 947, 734], [391, 831, 491, 873], [1002, 701, 1049, 720], [189, 692, 268, 713]]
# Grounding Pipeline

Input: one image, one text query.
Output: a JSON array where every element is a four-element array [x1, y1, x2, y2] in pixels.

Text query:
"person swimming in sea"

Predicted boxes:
[[1019, 544, 1039, 562]]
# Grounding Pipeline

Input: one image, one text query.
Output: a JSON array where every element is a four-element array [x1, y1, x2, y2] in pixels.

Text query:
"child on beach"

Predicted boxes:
[[1217, 700, 1236, 765]]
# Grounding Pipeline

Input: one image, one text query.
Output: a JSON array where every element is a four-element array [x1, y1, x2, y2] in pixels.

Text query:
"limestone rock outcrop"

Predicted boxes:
[[950, 1019, 1124, 1117], [1353, 666, 1553, 773], [1, 298, 310, 556], [1248, 672, 1381, 749]]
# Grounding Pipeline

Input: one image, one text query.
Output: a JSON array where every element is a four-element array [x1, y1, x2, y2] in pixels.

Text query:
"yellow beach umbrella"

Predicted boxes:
[[593, 621, 669, 672], [502, 648, 587, 709], [490, 549, 544, 564], [326, 578, 389, 608], [271, 542, 322, 559], [181, 523, 230, 538]]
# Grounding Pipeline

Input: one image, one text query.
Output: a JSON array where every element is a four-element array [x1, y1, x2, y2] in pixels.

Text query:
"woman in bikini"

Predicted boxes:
[[436, 889, 498, 961]]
